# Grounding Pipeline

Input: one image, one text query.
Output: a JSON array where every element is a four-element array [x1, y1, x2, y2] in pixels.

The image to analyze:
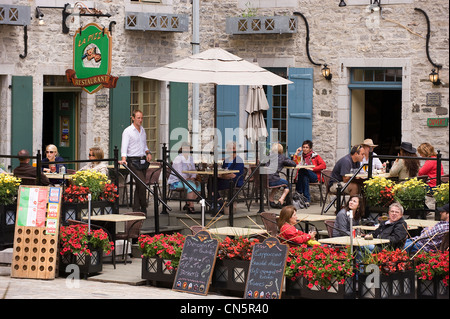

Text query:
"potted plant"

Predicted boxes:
[[284, 245, 355, 299], [392, 177, 428, 213], [415, 250, 449, 299], [59, 224, 114, 278], [358, 248, 414, 299], [212, 236, 259, 294], [0, 174, 21, 249], [363, 176, 395, 207], [138, 233, 185, 287], [433, 182, 449, 208], [61, 171, 118, 224]]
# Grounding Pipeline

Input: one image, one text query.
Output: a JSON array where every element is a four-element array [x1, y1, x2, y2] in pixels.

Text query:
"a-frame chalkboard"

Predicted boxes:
[[172, 230, 219, 296], [244, 236, 289, 299]]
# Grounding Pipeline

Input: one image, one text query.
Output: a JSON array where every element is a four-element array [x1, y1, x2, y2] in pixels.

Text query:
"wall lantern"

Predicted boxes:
[[35, 7, 45, 25], [338, 0, 347, 7], [429, 69, 441, 86], [321, 64, 332, 80]]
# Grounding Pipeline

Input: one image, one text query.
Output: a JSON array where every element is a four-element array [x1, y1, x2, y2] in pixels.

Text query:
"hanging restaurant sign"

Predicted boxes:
[[65, 23, 118, 94]]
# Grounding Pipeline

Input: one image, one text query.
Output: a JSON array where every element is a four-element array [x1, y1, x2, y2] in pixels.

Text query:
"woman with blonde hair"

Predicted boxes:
[[417, 142, 445, 189], [42, 144, 66, 173], [267, 143, 296, 208], [79, 146, 108, 176]]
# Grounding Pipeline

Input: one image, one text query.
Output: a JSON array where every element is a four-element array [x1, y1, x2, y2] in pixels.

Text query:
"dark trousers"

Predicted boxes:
[[128, 162, 147, 214]]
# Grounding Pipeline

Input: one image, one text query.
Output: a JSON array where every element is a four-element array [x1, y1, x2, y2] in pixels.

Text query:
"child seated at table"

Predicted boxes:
[[277, 206, 320, 246]]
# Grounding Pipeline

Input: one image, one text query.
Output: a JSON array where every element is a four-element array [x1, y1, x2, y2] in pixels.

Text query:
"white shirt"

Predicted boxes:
[[361, 152, 383, 170], [121, 124, 149, 158], [167, 154, 196, 184]]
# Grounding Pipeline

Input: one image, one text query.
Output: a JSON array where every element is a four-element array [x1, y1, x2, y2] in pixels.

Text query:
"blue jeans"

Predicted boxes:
[[295, 169, 318, 202], [403, 238, 423, 254]]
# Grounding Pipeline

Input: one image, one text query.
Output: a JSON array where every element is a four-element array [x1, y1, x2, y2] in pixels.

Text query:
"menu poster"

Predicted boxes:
[[244, 237, 289, 299], [46, 187, 61, 235], [172, 230, 219, 296], [17, 187, 49, 227]]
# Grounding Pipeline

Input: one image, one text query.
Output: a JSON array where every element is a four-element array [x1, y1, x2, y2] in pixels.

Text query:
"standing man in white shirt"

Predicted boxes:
[[119, 109, 152, 215]]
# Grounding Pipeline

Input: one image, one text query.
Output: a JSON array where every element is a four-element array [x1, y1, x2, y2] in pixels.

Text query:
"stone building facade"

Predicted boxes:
[[0, 0, 448, 172]]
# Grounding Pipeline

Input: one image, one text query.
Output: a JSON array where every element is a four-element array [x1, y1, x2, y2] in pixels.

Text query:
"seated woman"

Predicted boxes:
[[167, 142, 201, 214], [79, 146, 108, 176], [417, 142, 445, 191], [268, 143, 296, 208], [277, 205, 319, 246], [389, 142, 420, 181], [333, 195, 364, 237], [293, 139, 326, 206], [41, 144, 66, 185], [217, 141, 245, 191], [42, 144, 66, 173]]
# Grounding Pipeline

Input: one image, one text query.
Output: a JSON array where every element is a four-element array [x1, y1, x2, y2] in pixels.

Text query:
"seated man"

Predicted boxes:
[[404, 203, 449, 253], [13, 149, 51, 186], [329, 144, 365, 196], [369, 202, 408, 249], [217, 142, 245, 192]]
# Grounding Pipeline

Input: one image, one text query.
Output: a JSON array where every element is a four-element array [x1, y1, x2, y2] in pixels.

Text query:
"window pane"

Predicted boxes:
[[353, 69, 363, 81], [374, 69, 384, 81], [364, 70, 373, 81], [385, 69, 396, 82], [395, 69, 402, 82]]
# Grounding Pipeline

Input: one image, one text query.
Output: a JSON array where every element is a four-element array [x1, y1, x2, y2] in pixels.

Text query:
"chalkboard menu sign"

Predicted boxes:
[[244, 237, 288, 299], [172, 230, 219, 296]]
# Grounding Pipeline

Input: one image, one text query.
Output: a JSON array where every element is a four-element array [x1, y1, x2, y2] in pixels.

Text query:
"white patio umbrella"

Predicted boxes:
[[138, 48, 292, 86], [245, 85, 269, 144]]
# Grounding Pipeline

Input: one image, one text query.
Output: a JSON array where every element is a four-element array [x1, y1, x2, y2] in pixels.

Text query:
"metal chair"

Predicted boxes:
[[320, 169, 344, 215], [324, 220, 336, 238], [115, 212, 146, 264], [146, 162, 162, 201], [260, 212, 278, 237], [17, 176, 37, 185]]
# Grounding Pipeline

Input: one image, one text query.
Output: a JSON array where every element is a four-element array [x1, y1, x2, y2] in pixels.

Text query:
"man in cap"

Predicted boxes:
[[360, 138, 383, 171], [403, 203, 449, 253]]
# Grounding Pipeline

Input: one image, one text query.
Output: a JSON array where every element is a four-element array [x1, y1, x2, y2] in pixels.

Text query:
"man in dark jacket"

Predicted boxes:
[[372, 202, 407, 249], [13, 149, 51, 186]]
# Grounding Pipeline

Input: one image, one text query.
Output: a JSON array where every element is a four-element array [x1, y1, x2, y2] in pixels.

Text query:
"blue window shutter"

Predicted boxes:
[[11, 76, 33, 169], [287, 68, 313, 155], [216, 85, 240, 151], [109, 76, 131, 158]]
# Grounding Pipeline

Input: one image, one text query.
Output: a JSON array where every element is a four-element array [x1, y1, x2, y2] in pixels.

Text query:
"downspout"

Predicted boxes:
[[192, 0, 200, 159]]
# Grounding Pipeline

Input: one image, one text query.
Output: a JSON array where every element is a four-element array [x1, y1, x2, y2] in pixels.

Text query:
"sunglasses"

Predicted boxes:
[[89, 153, 95, 157], [46, 151, 55, 154]]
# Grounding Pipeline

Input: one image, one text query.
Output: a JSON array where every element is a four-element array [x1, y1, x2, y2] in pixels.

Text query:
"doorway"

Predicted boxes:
[[351, 89, 402, 159], [42, 92, 78, 169]]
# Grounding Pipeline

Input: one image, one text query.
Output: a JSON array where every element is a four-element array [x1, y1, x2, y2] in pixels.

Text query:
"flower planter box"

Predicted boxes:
[[0, 204, 16, 250], [358, 270, 415, 299], [210, 259, 250, 295], [141, 257, 176, 288], [284, 276, 356, 299], [60, 201, 114, 225], [417, 277, 449, 299], [59, 248, 103, 279]]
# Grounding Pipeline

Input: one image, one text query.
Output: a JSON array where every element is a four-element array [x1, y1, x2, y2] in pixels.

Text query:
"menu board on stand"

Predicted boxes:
[[11, 186, 62, 279]]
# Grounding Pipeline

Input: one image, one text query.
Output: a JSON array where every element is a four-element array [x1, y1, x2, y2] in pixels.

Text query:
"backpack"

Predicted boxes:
[[292, 191, 308, 210]]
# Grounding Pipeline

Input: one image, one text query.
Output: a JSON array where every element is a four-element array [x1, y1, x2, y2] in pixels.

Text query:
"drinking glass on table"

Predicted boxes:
[[50, 165, 56, 173]]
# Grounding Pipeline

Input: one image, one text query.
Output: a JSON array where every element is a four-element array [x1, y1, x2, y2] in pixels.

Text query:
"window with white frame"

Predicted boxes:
[[130, 78, 160, 158]]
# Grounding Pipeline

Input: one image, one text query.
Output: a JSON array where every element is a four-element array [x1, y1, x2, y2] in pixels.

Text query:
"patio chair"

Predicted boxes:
[[320, 169, 346, 215], [260, 212, 278, 237], [115, 212, 146, 264], [190, 225, 204, 235], [146, 162, 162, 201], [440, 232, 449, 252], [324, 220, 336, 238], [17, 176, 37, 185]]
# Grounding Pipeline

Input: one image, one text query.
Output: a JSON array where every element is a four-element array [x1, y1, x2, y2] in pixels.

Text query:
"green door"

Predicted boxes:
[[52, 92, 77, 169]]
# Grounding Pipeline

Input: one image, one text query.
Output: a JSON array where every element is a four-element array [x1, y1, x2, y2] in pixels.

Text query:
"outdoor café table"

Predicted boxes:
[[284, 164, 315, 185], [318, 235, 390, 247], [82, 214, 146, 265], [353, 224, 418, 232], [405, 219, 438, 228], [209, 226, 266, 238], [296, 213, 336, 232]]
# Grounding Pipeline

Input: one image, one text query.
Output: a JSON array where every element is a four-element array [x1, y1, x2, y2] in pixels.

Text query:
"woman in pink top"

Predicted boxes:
[[417, 143, 445, 189], [277, 206, 316, 245]]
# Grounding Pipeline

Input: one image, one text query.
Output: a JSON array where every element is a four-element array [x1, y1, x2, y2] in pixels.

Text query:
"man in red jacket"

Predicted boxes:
[[293, 140, 326, 206]]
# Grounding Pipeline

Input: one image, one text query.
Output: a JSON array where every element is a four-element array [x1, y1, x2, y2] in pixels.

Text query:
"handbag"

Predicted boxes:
[[129, 158, 150, 171], [292, 191, 308, 210]]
